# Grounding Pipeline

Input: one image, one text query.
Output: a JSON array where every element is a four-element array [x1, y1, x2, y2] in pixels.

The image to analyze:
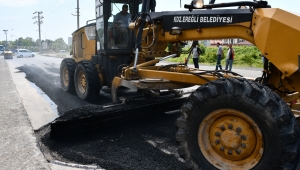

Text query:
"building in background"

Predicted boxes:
[[42, 41, 48, 50], [210, 39, 253, 46], [68, 37, 72, 47]]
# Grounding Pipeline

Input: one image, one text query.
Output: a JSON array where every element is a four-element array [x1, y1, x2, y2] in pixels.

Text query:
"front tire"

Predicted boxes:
[[176, 78, 300, 170], [74, 61, 102, 101], [60, 58, 76, 93]]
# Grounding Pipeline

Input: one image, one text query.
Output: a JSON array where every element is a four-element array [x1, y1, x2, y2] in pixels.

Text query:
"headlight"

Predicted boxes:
[[193, 0, 204, 8], [85, 26, 96, 41], [169, 27, 182, 35]]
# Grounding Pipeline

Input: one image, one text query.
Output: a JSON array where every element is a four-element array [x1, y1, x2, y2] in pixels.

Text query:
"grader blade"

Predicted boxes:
[[50, 94, 187, 138]]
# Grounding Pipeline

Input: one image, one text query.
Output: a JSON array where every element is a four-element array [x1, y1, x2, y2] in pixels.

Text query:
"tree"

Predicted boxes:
[[17, 37, 24, 47], [35, 39, 41, 47], [51, 38, 67, 52], [23, 37, 35, 46]]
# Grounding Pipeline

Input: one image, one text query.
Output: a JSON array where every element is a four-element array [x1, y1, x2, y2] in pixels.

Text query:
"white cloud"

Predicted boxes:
[[0, 0, 38, 6]]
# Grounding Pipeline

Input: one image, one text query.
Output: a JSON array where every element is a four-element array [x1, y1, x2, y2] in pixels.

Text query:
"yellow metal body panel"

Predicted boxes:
[[252, 8, 300, 77], [72, 27, 96, 62]]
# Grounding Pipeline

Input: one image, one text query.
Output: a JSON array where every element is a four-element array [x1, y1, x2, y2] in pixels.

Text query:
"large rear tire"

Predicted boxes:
[[176, 78, 300, 170], [60, 58, 76, 93], [74, 61, 102, 101]]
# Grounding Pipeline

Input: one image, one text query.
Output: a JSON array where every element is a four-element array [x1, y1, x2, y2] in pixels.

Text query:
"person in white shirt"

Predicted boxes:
[[191, 45, 201, 68], [225, 44, 234, 71], [215, 42, 223, 70]]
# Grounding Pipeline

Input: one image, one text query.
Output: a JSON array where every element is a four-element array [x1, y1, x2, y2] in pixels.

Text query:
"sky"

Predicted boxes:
[[0, 0, 299, 44]]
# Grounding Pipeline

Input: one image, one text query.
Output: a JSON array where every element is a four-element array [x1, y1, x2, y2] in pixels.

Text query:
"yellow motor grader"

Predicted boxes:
[[54, 0, 300, 169]]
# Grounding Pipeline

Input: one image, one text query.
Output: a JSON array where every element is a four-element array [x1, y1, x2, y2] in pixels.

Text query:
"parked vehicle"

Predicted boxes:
[[3, 50, 13, 59], [0, 45, 4, 55], [16, 49, 35, 58]]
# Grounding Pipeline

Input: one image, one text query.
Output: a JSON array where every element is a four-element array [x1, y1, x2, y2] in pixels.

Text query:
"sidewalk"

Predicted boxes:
[[0, 58, 50, 170]]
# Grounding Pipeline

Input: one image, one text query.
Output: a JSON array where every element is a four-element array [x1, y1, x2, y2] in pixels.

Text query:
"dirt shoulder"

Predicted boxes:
[[40, 52, 70, 58]]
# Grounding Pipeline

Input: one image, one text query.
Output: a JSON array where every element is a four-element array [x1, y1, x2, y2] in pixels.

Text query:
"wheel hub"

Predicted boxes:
[[199, 109, 263, 169], [78, 71, 87, 93], [63, 67, 69, 86], [209, 115, 256, 161], [80, 76, 86, 89], [219, 130, 241, 150]]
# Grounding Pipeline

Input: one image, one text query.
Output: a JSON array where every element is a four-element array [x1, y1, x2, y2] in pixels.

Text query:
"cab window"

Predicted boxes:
[[106, 3, 132, 49]]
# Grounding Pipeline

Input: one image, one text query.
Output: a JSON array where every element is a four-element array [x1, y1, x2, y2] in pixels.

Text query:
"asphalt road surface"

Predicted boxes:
[[4, 54, 264, 170]]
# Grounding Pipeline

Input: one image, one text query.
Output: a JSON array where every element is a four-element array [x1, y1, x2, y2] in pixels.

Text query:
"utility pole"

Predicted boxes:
[[33, 11, 44, 53], [72, 0, 80, 29], [3, 30, 8, 49]]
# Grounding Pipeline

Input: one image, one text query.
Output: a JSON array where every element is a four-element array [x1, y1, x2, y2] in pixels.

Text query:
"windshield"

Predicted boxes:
[[0, 45, 4, 51]]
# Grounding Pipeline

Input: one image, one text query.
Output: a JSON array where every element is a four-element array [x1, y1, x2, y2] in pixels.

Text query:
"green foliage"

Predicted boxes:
[[50, 38, 68, 52], [1, 36, 68, 52], [168, 44, 263, 68], [198, 43, 206, 55]]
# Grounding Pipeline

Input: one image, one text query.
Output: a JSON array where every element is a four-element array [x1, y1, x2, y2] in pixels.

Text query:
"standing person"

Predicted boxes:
[[225, 44, 234, 71], [215, 42, 223, 70], [191, 45, 201, 68]]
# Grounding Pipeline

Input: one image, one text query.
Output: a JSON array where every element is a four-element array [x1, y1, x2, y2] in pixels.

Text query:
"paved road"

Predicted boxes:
[[0, 54, 264, 170]]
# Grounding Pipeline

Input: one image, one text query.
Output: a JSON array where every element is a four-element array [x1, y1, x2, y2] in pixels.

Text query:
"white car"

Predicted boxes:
[[16, 49, 35, 58]]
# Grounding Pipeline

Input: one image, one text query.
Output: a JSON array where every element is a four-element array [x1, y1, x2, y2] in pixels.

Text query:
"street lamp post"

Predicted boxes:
[[16, 38, 18, 49], [3, 30, 8, 49], [11, 35, 17, 49]]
